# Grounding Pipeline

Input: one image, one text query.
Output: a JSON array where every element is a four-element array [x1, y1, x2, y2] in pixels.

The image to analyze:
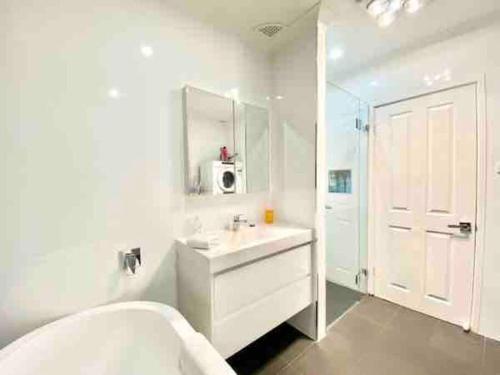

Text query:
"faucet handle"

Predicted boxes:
[[234, 214, 248, 223], [131, 247, 141, 265]]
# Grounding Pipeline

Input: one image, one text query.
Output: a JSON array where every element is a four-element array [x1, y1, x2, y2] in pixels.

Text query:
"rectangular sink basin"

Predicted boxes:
[[176, 224, 313, 273]]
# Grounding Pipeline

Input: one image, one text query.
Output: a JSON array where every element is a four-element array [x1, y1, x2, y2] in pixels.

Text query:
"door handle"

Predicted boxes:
[[325, 205, 332, 210], [448, 222, 472, 234]]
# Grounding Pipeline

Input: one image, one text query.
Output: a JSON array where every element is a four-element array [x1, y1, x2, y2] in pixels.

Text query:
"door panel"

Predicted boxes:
[[390, 112, 412, 211], [387, 226, 414, 291], [424, 231, 452, 302], [427, 103, 454, 213], [374, 84, 477, 326]]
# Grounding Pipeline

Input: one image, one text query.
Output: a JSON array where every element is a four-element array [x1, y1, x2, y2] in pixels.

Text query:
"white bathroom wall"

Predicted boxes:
[[270, 8, 319, 338], [271, 10, 318, 227], [0, 0, 272, 347], [336, 20, 500, 340], [244, 105, 270, 193]]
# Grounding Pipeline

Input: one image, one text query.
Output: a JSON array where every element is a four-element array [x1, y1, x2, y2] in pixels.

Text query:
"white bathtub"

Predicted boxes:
[[0, 301, 236, 375]]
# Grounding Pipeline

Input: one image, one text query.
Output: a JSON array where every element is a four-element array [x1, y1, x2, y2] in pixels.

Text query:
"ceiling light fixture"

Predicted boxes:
[[404, 0, 423, 13], [367, 0, 389, 17], [378, 10, 397, 27], [388, 0, 403, 12], [362, 0, 429, 28]]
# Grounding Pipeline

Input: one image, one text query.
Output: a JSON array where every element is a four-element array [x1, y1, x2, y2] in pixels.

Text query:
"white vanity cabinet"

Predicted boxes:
[[176, 225, 314, 358]]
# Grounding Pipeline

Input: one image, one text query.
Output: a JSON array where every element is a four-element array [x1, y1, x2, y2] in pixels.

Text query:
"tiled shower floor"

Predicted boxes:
[[325, 281, 363, 327]]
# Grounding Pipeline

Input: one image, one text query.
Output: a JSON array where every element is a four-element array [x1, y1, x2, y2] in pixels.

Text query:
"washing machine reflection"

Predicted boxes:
[[201, 161, 245, 195]]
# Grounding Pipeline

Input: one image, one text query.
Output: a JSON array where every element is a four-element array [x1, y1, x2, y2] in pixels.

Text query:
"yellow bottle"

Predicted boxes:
[[264, 208, 274, 224]]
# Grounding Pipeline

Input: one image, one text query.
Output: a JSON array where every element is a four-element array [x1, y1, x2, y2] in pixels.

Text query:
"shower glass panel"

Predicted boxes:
[[325, 82, 368, 326]]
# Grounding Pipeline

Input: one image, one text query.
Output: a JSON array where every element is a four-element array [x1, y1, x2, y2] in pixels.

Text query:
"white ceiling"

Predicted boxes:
[[165, 0, 319, 52], [325, 0, 500, 80]]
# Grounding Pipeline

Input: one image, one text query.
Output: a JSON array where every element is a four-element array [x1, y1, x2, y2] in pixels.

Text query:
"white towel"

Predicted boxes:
[[186, 233, 219, 250]]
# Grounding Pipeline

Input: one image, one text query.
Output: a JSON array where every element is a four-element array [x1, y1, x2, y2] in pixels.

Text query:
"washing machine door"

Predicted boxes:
[[217, 167, 236, 193]]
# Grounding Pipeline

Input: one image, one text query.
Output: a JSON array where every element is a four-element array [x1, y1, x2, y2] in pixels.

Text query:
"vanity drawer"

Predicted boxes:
[[213, 276, 313, 358], [213, 244, 311, 321]]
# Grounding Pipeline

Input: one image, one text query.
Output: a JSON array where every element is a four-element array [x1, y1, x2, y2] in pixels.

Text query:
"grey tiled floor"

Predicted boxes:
[[232, 296, 500, 375], [326, 282, 363, 327]]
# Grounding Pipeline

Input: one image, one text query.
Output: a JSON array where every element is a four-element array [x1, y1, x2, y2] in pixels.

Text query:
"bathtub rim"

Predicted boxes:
[[0, 301, 195, 362]]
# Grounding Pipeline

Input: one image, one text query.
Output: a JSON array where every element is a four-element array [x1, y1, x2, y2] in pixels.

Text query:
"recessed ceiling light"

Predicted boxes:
[[404, 0, 423, 14], [275, 95, 284, 100], [367, 0, 389, 17], [370, 80, 379, 86], [329, 48, 344, 60], [377, 10, 396, 28], [388, 0, 403, 12]]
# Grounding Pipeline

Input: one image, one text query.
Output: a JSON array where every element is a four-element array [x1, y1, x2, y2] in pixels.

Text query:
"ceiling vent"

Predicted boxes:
[[255, 23, 285, 38]]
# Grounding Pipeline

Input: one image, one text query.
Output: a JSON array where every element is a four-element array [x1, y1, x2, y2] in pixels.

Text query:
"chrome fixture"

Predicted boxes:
[[361, 0, 430, 28], [232, 214, 248, 231], [448, 222, 473, 235], [123, 248, 141, 275]]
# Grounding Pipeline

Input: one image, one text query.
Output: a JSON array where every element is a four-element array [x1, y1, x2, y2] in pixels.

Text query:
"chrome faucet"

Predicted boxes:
[[123, 248, 141, 275], [232, 214, 248, 231]]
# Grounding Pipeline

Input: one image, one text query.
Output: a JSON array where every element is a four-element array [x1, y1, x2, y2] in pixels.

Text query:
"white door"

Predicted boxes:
[[325, 84, 361, 290], [373, 84, 477, 326]]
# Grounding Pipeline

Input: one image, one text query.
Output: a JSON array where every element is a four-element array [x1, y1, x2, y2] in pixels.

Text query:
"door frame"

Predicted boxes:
[[367, 77, 488, 332]]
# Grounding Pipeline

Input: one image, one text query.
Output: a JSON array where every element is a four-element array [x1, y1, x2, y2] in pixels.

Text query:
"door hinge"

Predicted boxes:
[[356, 118, 369, 132], [362, 268, 368, 278], [355, 268, 369, 286], [355, 118, 362, 130]]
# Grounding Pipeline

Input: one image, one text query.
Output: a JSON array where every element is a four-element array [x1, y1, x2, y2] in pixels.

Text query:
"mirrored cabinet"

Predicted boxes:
[[183, 86, 270, 196]]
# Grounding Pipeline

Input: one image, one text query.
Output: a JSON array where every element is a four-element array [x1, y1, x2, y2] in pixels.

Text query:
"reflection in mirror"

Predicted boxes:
[[183, 86, 270, 196], [241, 104, 270, 193], [184, 86, 237, 195]]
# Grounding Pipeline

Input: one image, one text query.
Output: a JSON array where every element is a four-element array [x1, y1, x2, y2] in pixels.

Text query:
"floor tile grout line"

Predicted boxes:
[[481, 335, 487, 368]]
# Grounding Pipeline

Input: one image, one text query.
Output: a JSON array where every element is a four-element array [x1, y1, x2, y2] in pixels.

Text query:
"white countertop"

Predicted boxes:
[[176, 224, 313, 273]]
